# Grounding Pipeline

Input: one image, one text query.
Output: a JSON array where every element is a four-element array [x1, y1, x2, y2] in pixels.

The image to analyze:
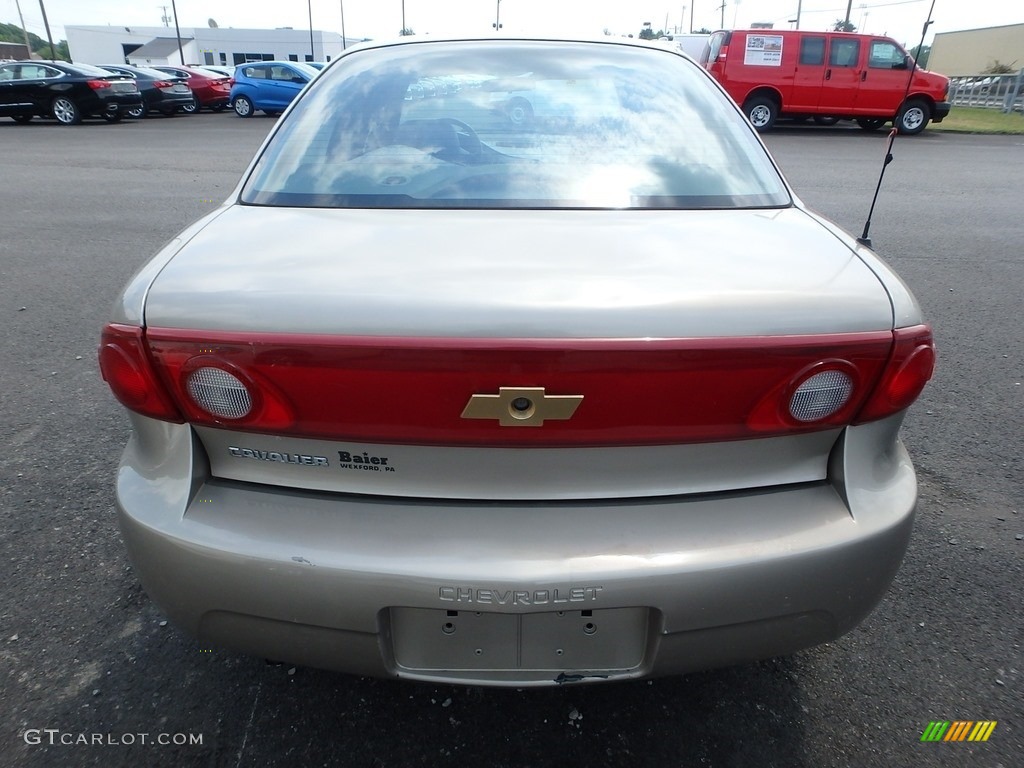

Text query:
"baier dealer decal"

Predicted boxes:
[[337, 449, 396, 473]]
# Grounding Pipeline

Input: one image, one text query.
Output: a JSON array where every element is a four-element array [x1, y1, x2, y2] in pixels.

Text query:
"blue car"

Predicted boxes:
[[229, 61, 318, 117]]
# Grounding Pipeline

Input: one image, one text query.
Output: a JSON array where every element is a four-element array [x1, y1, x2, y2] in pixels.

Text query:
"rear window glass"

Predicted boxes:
[[241, 41, 790, 210], [71, 63, 124, 77]]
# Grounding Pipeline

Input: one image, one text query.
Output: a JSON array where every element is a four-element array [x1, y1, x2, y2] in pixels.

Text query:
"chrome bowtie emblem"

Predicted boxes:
[[461, 387, 584, 427]]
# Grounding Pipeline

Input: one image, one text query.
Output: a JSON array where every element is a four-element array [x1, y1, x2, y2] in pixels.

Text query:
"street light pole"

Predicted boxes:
[[340, 0, 347, 50], [308, 0, 315, 60], [494, 0, 502, 31]]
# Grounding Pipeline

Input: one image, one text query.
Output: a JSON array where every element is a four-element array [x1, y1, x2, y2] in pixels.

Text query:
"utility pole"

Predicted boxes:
[[37, 0, 56, 60], [494, 0, 502, 31], [159, 5, 171, 27], [718, 1, 726, 30], [170, 0, 184, 64], [844, 0, 854, 29], [14, 0, 33, 54]]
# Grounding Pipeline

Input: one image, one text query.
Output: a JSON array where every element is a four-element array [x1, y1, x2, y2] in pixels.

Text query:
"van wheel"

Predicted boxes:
[[857, 118, 887, 131], [896, 99, 930, 135], [743, 96, 777, 132]]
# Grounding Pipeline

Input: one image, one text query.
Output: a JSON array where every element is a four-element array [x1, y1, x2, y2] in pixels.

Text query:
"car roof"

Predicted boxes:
[[13, 60, 124, 77]]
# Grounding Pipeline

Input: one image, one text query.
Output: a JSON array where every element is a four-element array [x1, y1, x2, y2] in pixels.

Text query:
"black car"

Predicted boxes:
[[0, 60, 142, 124], [99, 64, 194, 118]]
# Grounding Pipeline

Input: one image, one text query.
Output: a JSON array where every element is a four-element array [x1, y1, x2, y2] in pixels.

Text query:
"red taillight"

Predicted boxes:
[[87, 79, 112, 90], [717, 44, 729, 62], [854, 325, 935, 424], [98, 324, 183, 422], [227, 77, 235, 86], [153, 80, 174, 89], [142, 328, 900, 447]]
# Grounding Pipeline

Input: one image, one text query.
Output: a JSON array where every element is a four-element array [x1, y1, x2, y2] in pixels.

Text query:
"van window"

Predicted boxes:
[[829, 39, 860, 68], [704, 32, 730, 65], [799, 37, 826, 66], [868, 40, 907, 69]]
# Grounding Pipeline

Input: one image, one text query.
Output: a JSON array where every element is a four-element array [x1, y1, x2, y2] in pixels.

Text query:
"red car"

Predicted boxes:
[[152, 65, 232, 112]]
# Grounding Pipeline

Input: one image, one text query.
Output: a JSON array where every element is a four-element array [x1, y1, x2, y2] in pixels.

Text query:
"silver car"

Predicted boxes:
[[100, 37, 935, 687]]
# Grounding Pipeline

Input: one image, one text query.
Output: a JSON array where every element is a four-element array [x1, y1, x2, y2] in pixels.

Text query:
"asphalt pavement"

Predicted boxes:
[[0, 113, 1021, 767]]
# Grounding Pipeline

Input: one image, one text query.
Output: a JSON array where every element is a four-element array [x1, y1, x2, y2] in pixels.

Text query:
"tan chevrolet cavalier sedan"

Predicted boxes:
[[99, 36, 935, 686]]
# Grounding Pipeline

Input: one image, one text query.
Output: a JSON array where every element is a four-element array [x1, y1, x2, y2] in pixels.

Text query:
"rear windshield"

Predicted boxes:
[[241, 40, 790, 210], [72, 62, 128, 77]]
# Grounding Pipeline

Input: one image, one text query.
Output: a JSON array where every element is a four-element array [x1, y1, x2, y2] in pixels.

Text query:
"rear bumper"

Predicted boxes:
[[117, 415, 917, 686], [88, 93, 143, 115]]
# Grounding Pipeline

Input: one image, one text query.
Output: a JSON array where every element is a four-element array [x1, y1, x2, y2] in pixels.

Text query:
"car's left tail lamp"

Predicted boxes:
[[98, 324, 183, 422]]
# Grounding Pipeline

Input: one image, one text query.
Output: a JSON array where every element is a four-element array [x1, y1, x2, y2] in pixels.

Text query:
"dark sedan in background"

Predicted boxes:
[[99, 64, 194, 118], [0, 60, 141, 124], [151, 64, 232, 113]]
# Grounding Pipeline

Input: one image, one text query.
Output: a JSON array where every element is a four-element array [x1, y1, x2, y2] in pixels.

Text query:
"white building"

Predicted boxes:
[[66, 25, 362, 68]]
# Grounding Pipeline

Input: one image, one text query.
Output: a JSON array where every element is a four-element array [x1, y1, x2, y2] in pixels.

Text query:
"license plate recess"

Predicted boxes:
[[390, 606, 649, 672]]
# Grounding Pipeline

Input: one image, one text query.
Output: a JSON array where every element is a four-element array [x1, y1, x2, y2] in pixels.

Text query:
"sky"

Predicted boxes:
[[4, 0, 1021, 50]]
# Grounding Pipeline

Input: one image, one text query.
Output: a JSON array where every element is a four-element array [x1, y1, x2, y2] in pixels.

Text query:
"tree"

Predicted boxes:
[[694, 27, 713, 35], [399, 27, 415, 36], [982, 60, 1017, 74], [0, 22, 69, 60], [909, 44, 931, 68], [832, 19, 857, 33]]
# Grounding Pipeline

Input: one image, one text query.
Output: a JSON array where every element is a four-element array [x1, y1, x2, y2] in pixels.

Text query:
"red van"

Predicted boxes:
[[701, 29, 950, 134]]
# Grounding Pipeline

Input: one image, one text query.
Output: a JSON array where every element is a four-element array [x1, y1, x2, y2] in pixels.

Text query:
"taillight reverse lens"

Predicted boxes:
[[185, 365, 253, 420], [789, 369, 854, 422]]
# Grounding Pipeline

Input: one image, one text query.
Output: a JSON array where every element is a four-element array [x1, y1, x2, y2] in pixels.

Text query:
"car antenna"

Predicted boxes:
[[857, 0, 936, 248]]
